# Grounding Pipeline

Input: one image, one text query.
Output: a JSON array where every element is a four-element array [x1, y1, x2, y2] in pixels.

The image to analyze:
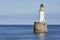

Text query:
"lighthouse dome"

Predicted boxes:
[[40, 4, 44, 6], [40, 4, 44, 11]]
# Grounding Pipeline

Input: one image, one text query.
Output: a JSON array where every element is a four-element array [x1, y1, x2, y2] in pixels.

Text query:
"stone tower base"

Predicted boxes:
[[34, 22, 48, 33]]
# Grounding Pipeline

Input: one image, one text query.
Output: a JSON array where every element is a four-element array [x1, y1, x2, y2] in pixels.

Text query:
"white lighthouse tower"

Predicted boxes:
[[34, 4, 48, 33], [39, 4, 45, 22]]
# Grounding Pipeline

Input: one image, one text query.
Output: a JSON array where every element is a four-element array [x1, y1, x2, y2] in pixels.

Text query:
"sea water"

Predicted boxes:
[[0, 25, 60, 40]]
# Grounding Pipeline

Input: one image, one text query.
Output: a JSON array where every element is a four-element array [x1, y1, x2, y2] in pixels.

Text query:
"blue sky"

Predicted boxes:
[[0, 0, 60, 25]]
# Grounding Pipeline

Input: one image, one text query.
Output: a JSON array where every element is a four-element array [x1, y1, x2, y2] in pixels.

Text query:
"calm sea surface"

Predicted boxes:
[[0, 25, 60, 40]]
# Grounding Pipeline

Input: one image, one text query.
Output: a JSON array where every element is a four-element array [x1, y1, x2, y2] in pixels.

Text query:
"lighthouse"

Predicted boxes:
[[34, 4, 48, 33], [39, 4, 45, 22]]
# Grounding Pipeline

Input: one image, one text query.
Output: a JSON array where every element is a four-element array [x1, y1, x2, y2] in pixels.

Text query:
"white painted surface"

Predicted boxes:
[[39, 11, 45, 22]]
